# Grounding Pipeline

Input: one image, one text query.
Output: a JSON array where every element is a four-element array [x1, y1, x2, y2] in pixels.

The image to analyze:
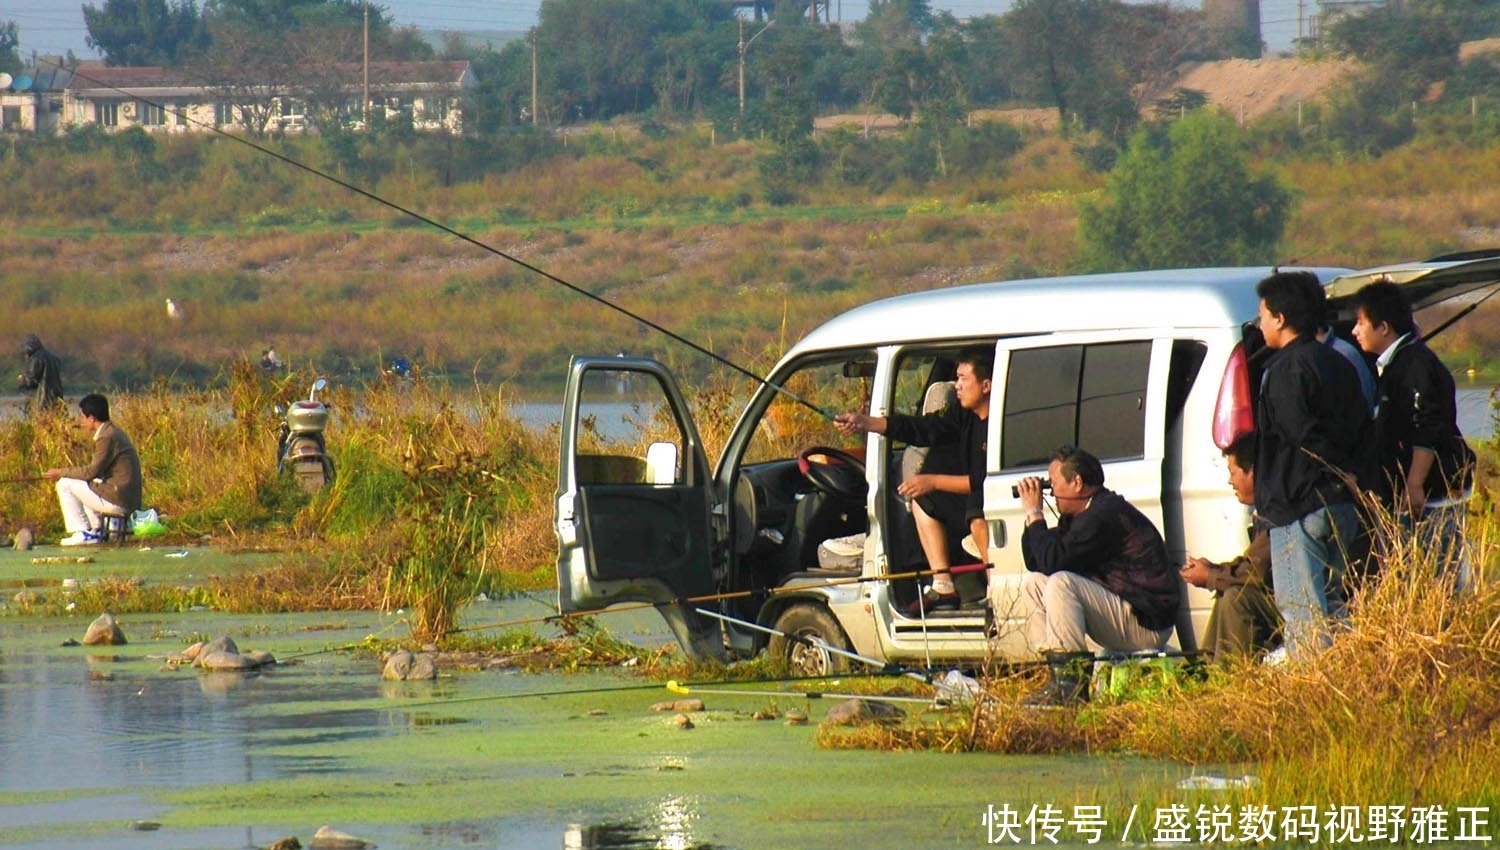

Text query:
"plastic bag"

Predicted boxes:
[[131, 508, 167, 538]]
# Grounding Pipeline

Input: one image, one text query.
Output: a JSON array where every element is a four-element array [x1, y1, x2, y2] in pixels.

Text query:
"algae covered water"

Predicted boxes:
[[0, 550, 1181, 850]]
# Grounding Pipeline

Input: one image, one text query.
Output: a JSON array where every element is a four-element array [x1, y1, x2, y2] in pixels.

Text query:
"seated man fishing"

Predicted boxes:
[[42, 393, 143, 547], [1180, 435, 1281, 663], [834, 348, 993, 616]]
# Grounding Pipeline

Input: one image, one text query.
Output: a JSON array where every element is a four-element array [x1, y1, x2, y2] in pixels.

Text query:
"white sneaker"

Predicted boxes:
[[59, 530, 102, 547]]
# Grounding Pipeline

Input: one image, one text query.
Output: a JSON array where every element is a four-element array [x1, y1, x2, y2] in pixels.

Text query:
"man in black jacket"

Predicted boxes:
[[834, 349, 992, 616], [1351, 280, 1474, 580], [1254, 271, 1370, 661], [1016, 446, 1180, 703], [18, 334, 64, 410]]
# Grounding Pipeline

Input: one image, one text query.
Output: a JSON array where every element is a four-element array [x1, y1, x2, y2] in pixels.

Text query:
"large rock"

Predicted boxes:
[[198, 650, 261, 671], [382, 649, 437, 681], [82, 613, 127, 646], [195, 635, 240, 666], [823, 698, 906, 726], [308, 825, 373, 849]]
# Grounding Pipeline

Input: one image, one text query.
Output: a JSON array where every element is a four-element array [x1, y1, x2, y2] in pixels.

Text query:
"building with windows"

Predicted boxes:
[[0, 64, 74, 134], [6, 60, 474, 136]]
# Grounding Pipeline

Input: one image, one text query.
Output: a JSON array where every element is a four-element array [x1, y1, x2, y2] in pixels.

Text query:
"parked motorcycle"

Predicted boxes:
[[275, 377, 334, 492]]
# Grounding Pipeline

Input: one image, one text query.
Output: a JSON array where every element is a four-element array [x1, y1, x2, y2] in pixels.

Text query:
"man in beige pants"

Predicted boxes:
[[1015, 446, 1180, 705]]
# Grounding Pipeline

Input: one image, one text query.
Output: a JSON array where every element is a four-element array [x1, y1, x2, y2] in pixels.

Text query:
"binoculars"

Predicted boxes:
[[1011, 481, 1052, 498]]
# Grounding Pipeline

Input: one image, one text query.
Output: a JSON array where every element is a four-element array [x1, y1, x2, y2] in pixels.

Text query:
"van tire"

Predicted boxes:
[[769, 604, 851, 677]]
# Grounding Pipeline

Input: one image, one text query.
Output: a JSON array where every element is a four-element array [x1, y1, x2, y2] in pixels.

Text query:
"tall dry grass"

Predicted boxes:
[[822, 490, 1500, 809], [0, 366, 559, 621]]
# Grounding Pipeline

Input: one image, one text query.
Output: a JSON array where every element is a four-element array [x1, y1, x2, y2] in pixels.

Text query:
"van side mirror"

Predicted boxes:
[[644, 441, 679, 484]]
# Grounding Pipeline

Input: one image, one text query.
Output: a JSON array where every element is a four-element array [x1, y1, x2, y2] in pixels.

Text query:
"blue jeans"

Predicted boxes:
[[1269, 503, 1360, 661], [1400, 502, 1471, 593]]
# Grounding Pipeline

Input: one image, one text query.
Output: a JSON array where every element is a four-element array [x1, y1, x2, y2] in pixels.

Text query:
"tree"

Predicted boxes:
[[1, 20, 23, 76], [1077, 110, 1292, 271], [83, 0, 211, 66]]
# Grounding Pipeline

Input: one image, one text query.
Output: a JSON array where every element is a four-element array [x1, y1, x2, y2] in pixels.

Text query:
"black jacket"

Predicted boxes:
[[1375, 336, 1475, 501], [1021, 489, 1181, 632], [883, 404, 987, 522], [1254, 336, 1371, 527]]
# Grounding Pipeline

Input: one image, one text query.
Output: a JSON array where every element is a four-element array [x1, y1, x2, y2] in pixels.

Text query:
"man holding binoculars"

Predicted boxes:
[[1014, 446, 1181, 705]]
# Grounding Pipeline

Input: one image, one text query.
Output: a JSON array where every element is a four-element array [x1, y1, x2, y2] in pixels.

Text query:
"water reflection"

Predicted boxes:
[[565, 802, 726, 850]]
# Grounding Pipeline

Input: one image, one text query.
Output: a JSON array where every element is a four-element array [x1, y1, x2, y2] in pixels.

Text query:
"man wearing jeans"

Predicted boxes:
[[43, 394, 143, 547], [1253, 271, 1370, 661]]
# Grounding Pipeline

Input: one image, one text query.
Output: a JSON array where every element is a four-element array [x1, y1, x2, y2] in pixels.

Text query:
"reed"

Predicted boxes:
[[820, 491, 1500, 808]]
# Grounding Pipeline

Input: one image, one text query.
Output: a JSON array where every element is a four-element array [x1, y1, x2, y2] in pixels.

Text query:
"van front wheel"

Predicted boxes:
[[769, 604, 851, 677]]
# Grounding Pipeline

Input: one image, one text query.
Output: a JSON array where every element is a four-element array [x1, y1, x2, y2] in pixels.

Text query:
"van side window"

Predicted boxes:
[[1001, 341, 1151, 468]]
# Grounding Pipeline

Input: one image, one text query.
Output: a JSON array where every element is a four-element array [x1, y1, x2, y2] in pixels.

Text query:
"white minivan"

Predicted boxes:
[[554, 257, 1498, 674]]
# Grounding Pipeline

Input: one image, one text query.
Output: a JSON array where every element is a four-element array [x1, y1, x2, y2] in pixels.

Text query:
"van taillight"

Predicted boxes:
[[1212, 342, 1254, 450]]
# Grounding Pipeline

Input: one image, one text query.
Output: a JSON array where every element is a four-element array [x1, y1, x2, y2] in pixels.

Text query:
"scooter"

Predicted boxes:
[[275, 377, 335, 492]]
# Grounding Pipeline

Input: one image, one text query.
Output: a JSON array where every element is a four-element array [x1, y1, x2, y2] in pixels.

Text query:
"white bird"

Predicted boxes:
[[165, 298, 183, 320]]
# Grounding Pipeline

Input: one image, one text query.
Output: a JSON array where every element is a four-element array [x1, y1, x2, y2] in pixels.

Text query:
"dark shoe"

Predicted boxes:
[[904, 588, 961, 617]]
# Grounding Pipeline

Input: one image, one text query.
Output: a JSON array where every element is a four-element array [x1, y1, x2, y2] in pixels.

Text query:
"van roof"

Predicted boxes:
[[787, 266, 1355, 357]]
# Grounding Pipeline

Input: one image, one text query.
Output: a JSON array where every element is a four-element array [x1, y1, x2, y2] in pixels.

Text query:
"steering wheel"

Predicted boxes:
[[796, 446, 868, 501]]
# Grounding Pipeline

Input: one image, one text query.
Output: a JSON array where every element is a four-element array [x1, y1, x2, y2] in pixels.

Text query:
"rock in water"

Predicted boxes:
[[382, 649, 437, 681], [82, 612, 127, 646], [308, 825, 373, 849]]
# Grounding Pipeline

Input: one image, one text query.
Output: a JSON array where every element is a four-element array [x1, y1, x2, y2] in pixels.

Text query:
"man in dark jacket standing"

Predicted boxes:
[[18, 334, 64, 410], [1254, 271, 1369, 662], [43, 394, 143, 547], [1016, 446, 1180, 704], [1351, 279, 1475, 581]]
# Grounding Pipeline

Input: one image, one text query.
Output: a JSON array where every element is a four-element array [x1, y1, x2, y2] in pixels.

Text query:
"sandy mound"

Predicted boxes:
[[1161, 56, 1358, 122]]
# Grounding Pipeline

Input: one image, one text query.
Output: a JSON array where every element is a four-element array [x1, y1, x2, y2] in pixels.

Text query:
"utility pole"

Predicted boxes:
[[530, 28, 539, 128], [362, 0, 370, 126], [737, 18, 774, 133]]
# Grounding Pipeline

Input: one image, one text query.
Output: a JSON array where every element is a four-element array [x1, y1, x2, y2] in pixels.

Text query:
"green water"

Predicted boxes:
[[0, 544, 1190, 849]]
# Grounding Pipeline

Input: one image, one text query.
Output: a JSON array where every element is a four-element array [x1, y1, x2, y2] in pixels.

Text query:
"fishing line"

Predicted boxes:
[[373, 669, 930, 711], [44, 61, 832, 420], [442, 563, 964, 638]]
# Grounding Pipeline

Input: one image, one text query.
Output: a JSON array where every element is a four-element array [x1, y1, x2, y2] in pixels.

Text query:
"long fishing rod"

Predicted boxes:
[[0, 476, 43, 485], [664, 679, 939, 705], [44, 61, 833, 421], [375, 669, 924, 712], [443, 560, 991, 638]]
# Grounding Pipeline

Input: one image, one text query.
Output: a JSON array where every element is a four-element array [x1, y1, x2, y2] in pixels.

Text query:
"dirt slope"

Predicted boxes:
[[815, 55, 1358, 132], [1159, 56, 1358, 122]]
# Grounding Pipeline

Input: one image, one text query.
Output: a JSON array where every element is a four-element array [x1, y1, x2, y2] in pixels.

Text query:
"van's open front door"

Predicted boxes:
[[554, 356, 724, 660]]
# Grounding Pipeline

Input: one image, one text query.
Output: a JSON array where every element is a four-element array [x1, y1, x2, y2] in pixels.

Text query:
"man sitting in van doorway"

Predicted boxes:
[[833, 348, 993, 616], [1016, 446, 1181, 706], [1180, 435, 1281, 663]]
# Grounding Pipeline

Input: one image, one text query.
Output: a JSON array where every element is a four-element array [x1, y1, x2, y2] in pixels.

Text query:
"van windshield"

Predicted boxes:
[[741, 354, 873, 466]]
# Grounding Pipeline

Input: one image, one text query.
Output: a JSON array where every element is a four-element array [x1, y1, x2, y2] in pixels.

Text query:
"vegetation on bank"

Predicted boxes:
[[818, 499, 1500, 813]]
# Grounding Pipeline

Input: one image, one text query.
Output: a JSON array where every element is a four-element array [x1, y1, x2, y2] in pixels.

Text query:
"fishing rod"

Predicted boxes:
[[0, 476, 44, 485], [43, 61, 834, 422], [664, 679, 939, 705], [443, 562, 973, 638]]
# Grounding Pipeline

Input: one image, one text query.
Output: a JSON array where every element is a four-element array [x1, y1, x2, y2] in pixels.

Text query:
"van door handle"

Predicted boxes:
[[989, 519, 1006, 548]]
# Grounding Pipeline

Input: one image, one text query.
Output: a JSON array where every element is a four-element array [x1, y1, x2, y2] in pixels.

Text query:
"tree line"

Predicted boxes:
[[8, 0, 1500, 150]]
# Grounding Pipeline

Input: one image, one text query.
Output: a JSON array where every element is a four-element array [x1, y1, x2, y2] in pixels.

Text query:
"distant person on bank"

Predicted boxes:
[[18, 333, 64, 410], [42, 394, 143, 547]]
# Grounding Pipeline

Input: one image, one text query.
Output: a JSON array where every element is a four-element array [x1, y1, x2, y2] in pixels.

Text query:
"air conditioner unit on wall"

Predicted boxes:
[[121, 101, 136, 119]]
